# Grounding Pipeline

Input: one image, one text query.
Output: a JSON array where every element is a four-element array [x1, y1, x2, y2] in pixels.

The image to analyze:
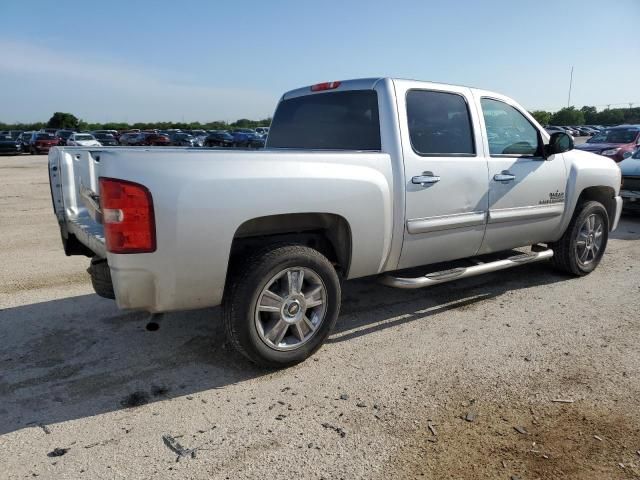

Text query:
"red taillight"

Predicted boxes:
[[311, 81, 341, 92], [99, 177, 156, 254]]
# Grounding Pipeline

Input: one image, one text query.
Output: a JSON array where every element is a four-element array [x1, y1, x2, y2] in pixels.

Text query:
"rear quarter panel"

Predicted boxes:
[[99, 149, 393, 311]]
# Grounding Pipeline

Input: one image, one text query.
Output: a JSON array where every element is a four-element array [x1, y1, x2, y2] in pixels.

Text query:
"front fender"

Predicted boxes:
[[554, 150, 621, 239]]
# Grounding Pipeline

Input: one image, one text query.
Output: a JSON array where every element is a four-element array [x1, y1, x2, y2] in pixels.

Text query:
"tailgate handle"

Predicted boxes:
[[80, 185, 103, 223]]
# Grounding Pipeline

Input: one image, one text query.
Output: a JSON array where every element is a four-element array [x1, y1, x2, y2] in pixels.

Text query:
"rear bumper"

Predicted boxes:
[[110, 266, 159, 312], [109, 261, 224, 313]]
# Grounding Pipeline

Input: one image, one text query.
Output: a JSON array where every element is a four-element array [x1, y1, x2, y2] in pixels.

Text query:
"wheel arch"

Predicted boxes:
[[576, 186, 617, 230], [228, 213, 353, 278]]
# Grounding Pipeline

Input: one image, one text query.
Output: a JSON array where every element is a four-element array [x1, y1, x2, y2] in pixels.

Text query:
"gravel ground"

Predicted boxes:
[[0, 153, 639, 480]]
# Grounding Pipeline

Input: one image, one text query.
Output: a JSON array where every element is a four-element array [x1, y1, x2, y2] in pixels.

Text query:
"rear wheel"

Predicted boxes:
[[223, 245, 341, 368], [550, 201, 608, 276]]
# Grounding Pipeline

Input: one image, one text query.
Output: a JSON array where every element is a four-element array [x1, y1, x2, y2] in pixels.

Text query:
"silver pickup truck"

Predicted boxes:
[[49, 77, 622, 367]]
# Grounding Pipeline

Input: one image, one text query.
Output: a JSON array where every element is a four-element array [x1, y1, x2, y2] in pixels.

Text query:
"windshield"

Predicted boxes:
[[75, 134, 94, 140], [58, 131, 73, 138], [36, 134, 55, 139], [589, 129, 639, 144], [268, 90, 381, 150], [633, 149, 640, 159]]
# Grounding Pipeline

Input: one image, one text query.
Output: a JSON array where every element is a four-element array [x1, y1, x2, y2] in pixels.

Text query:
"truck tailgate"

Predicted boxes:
[[49, 147, 106, 257]]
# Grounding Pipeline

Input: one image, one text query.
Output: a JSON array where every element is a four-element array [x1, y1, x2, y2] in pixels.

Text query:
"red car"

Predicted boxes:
[[27, 132, 59, 154], [135, 132, 171, 146], [575, 126, 640, 162]]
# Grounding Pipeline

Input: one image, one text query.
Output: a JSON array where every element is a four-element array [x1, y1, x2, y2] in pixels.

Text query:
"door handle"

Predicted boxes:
[[412, 172, 441, 186], [493, 171, 516, 182]]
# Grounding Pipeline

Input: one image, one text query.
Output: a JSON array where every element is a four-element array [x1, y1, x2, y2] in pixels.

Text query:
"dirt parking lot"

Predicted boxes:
[[1, 153, 639, 480]]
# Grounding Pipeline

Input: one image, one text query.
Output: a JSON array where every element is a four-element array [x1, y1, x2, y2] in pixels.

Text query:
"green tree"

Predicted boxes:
[[550, 107, 584, 126], [47, 112, 80, 129], [580, 106, 598, 124], [530, 110, 551, 125], [597, 109, 624, 126]]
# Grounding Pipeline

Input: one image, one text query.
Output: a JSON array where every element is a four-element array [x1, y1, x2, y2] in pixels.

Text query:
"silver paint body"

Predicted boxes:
[[49, 78, 622, 313]]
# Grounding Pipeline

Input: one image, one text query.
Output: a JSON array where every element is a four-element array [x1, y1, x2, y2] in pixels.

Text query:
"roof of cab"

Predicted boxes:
[[281, 77, 496, 101]]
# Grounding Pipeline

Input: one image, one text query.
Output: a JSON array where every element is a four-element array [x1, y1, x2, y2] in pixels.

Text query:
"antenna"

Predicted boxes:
[[567, 66, 574, 108]]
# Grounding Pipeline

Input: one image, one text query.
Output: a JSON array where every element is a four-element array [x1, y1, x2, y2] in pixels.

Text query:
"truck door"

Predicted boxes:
[[394, 81, 490, 269], [474, 96, 567, 254]]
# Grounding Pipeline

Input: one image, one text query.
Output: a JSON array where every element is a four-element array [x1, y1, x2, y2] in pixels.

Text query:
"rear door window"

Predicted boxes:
[[406, 90, 475, 156], [268, 90, 381, 150]]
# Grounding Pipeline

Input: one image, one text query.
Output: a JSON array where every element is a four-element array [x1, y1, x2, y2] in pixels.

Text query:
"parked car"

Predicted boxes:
[[1, 130, 24, 140], [545, 126, 566, 135], [255, 127, 270, 136], [28, 132, 59, 154], [575, 126, 640, 162], [66, 133, 101, 147], [171, 133, 197, 147], [619, 148, 640, 212], [579, 127, 599, 136], [16, 131, 33, 152], [134, 132, 171, 146], [230, 129, 256, 147], [203, 131, 234, 147], [573, 127, 593, 136], [93, 129, 119, 138], [55, 130, 75, 146], [560, 126, 579, 136], [247, 133, 267, 149], [0, 133, 21, 155], [118, 132, 141, 146], [93, 133, 118, 146], [50, 77, 623, 367]]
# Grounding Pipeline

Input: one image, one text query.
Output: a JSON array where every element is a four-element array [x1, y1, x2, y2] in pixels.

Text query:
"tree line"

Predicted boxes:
[[0, 112, 272, 132], [2, 106, 639, 133], [529, 105, 640, 127]]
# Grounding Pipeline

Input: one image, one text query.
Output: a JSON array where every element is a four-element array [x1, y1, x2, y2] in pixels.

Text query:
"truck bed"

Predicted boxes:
[[49, 146, 395, 311]]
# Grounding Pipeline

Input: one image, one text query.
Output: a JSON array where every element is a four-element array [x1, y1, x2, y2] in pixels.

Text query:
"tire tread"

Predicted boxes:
[[222, 245, 339, 367]]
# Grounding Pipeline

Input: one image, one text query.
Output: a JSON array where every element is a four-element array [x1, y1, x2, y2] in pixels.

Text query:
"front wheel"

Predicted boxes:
[[549, 200, 609, 276], [222, 245, 341, 368]]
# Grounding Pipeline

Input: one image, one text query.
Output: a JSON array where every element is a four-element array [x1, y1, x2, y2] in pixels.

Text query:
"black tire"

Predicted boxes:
[[222, 245, 341, 368], [88, 257, 115, 299], [549, 201, 609, 276]]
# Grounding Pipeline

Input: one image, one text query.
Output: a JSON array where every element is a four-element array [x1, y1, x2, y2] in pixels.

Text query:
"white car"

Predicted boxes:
[[66, 133, 102, 147]]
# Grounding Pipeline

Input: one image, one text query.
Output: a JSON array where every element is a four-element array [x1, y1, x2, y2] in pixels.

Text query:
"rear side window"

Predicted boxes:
[[406, 90, 475, 156], [267, 90, 380, 150], [481, 98, 540, 156]]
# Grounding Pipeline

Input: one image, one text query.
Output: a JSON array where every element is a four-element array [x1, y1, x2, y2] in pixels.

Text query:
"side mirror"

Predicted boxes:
[[545, 132, 574, 159]]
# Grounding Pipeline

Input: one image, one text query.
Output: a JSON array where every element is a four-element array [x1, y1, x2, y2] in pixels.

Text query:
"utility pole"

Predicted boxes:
[[567, 66, 574, 108]]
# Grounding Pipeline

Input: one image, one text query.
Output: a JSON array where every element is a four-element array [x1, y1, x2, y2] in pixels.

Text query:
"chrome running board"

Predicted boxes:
[[380, 249, 554, 289]]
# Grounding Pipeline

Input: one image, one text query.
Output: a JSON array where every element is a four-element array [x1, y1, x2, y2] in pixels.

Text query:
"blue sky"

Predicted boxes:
[[1, 0, 638, 123]]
